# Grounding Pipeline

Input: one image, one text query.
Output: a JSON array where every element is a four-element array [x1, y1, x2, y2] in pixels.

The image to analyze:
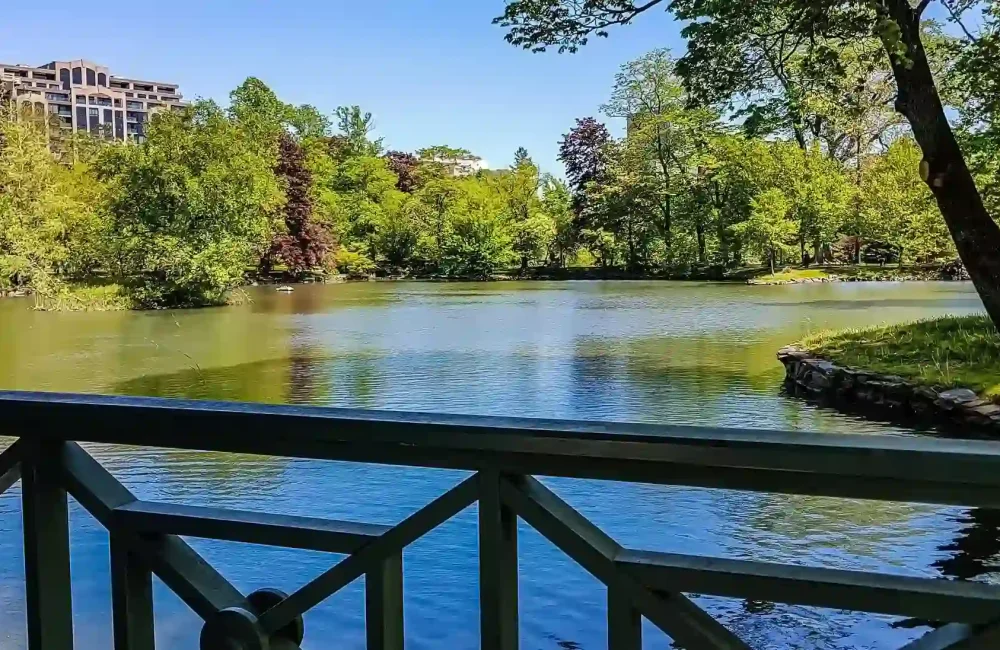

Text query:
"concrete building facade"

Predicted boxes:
[[0, 59, 185, 141]]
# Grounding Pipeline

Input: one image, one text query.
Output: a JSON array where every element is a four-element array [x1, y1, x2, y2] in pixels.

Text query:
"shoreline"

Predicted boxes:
[[777, 346, 1000, 436], [271, 263, 969, 285]]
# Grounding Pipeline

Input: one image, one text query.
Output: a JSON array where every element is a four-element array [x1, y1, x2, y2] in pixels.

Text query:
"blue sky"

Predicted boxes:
[[1, 1, 684, 176]]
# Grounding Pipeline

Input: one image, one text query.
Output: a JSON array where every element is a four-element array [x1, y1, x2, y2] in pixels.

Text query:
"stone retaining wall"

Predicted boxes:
[[777, 346, 1000, 434]]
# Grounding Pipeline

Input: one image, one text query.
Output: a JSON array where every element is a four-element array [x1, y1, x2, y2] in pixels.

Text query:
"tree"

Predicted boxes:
[[584, 139, 661, 270], [335, 106, 383, 158], [0, 117, 74, 290], [384, 150, 421, 193], [603, 49, 725, 260], [860, 137, 953, 263], [264, 132, 332, 277], [513, 146, 532, 167], [952, 1, 1000, 215], [416, 145, 481, 178], [494, 0, 1000, 327], [499, 157, 552, 270], [734, 189, 798, 274], [440, 178, 514, 277], [96, 101, 284, 307], [287, 104, 332, 140], [373, 194, 425, 269], [541, 176, 577, 265], [228, 77, 288, 154], [558, 117, 612, 221]]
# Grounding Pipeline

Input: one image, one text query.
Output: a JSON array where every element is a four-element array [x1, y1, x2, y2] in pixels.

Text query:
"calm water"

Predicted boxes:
[[0, 280, 994, 649]]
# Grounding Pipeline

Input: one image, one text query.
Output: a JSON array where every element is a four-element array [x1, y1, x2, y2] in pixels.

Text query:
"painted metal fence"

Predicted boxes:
[[2, 390, 1000, 649]]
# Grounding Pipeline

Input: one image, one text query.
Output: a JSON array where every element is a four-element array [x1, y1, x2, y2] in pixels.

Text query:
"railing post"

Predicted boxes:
[[479, 471, 518, 650], [366, 553, 404, 650], [110, 537, 155, 650], [21, 440, 74, 650], [608, 586, 642, 650]]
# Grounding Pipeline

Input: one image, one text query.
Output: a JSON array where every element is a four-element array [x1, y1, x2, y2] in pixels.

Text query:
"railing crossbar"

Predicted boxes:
[[899, 620, 1000, 649], [500, 474, 752, 650], [7, 391, 1000, 507], [0, 438, 21, 497], [58, 441, 249, 619], [257, 474, 479, 635], [618, 549, 1000, 625], [114, 500, 390, 554]]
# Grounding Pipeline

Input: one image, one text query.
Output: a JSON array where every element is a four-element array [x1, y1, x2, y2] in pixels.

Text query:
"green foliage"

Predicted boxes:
[[333, 246, 377, 278], [735, 189, 798, 273], [96, 101, 284, 307], [859, 138, 953, 263], [0, 116, 105, 292], [542, 176, 577, 266], [440, 176, 515, 277]]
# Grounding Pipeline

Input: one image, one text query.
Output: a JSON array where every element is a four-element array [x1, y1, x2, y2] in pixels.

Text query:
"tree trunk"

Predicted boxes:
[[769, 250, 775, 275], [696, 220, 706, 264], [662, 195, 672, 258], [882, 0, 1000, 326]]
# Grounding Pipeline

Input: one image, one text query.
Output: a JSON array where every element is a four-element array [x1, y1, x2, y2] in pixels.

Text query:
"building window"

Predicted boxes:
[[86, 68, 96, 86], [125, 92, 133, 98], [89, 107, 99, 116], [148, 94, 157, 100], [76, 95, 86, 104], [137, 94, 146, 99], [126, 101, 143, 110], [147, 102, 161, 109], [60, 69, 71, 90], [72, 67, 82, 85], [114, 98, 122, 107], [75, 106, 87, 129], [103, 108, 112, 123], [98, 73, 107, 87]]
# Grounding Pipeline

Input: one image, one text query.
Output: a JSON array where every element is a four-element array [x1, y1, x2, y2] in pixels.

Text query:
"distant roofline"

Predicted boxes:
[[109, 76, 178, 87]]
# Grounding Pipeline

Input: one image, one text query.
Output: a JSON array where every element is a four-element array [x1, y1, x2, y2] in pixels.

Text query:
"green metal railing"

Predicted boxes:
[[2, 390, 1000, 649]]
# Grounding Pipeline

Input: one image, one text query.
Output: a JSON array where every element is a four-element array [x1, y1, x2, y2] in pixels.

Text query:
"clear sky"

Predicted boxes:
[[0, 1, 684, 176]]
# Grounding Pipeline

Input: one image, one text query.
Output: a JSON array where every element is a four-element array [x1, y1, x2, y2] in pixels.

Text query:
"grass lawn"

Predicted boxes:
[[798, 315, 1000, 400], [756, 268, 831, 282]]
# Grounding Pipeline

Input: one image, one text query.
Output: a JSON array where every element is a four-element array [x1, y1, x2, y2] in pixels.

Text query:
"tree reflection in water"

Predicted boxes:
[[934, 509, 1000, 581]]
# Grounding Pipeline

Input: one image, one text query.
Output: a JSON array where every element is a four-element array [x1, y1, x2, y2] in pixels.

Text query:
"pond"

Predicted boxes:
[[0, 280, 992, 649]]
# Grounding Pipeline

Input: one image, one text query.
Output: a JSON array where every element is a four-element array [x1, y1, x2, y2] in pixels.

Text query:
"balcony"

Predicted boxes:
[[3, 391, 1000, 649]]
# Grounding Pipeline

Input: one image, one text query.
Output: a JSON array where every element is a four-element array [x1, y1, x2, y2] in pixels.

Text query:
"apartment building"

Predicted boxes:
[[0, 59, 186, 141]]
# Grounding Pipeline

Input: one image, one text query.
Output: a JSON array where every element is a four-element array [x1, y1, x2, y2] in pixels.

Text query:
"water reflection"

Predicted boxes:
[[935, 509, 1000, 582], [0, 280, 991, 649]]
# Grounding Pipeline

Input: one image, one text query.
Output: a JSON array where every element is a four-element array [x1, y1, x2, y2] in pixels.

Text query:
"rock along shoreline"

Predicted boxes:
[[777, 346, 1000, 435]]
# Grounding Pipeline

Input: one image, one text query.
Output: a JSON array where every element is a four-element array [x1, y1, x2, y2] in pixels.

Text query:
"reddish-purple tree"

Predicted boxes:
[[558, 117, 611, 222], [264, 132, 331, 276], [385, 150, 420, 193]]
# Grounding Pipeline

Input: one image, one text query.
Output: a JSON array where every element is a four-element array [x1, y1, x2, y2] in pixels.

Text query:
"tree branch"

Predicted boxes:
[[939, 0, 979, 43], [915, 0, 934, 17]]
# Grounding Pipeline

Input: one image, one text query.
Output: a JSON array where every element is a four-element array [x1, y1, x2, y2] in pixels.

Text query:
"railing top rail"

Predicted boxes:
[[4, 390, 1000, 505]]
